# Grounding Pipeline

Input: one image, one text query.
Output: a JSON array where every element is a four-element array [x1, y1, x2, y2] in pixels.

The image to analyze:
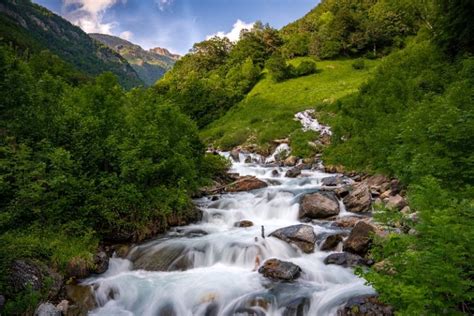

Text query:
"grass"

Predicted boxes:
[[200, 57, 380, 154]]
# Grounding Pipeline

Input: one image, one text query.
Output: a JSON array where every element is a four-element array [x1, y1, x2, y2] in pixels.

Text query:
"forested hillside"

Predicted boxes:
[[0, 0, 473, 314], [90, 34, 179, 86], [0, 0, 142, 88]]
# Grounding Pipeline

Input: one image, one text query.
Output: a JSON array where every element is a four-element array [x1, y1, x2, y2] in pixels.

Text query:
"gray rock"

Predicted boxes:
[[285, 167, 301, 178], [269, 224, 316, 253], [244, 156, 252, 163], [343, 221, 376, 256], [35, 303, 61, 316], [93, 251, 109, 274], [9, 260, 62, 299], [299, 192, 340, 219], [324, 253, 372, 268], [258, 259, 301, 281], [0, 294, 5, 309], [320, 234, 344, 251], [133, 244, 189, 271], [343, 182, 372, 213], [230, 149, 240, 162], [321, 175, 349, 187]]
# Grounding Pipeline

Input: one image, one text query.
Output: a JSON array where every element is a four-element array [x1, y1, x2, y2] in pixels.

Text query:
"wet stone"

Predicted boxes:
[[258, 259, 301, 281]]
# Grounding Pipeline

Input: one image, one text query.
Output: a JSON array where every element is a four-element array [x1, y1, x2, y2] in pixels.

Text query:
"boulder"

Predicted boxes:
[[324, 253, 371, 268], [299, 192, 340, 219], [244, 156, 252, 163], [334, 186, 351, 198], [321, 175, 347, 187], [332, 217, 369, 229], [133, 244, 189, 271], [386, 195, 407, 211], [283, 156, 298, 167], [319, 234, 344, 251], [225, 176, 268, 192], [343, 183, 372, 213], [366, 175, 390, 190], [271, 169, 280, 177], [258, 259, 301, 281], [93, 251, 109, 274], [390, 179, 402, 195], [269, 224, 316, 253], [285, 167, 301, 178], [337, 295, 393, 316], [0, 294, 4, 310], [65, 284, 97, 315], [9, 260, 62, 299], [343, 222, 375, 256], [56, 300, 69, 315], [34, 303, 61, 316], [234, 220, 254, 228], [230, 149, 240, 162]]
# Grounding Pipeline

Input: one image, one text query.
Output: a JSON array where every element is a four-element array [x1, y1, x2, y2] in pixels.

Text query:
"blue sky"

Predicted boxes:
[[33, 0, 317, 55]]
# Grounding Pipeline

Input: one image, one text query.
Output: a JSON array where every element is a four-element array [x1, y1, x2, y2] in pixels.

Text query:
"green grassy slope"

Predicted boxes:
[[201, 57, 380, 152]]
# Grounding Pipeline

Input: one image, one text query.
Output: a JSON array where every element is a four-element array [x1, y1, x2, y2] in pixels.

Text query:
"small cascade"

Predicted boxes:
[[85, 146, 375, 315]]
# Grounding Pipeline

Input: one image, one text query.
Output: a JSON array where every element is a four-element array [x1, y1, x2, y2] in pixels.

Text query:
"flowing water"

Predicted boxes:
[[85, 151, 375, 316]]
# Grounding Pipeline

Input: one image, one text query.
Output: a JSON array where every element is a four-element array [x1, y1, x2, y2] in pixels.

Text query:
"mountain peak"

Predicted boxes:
[[149, 47, 180, 60]]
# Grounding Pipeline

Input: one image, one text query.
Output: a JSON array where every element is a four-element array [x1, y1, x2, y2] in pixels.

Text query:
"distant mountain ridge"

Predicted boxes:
[[89, 33, 180, 86], [0, 0, 143, 88]]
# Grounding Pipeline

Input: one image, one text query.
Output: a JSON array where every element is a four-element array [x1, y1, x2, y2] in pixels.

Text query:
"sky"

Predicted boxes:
[[33, 0, 317, 55]]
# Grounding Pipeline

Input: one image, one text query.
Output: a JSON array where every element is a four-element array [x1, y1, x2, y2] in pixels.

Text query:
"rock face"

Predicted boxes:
[[258, 259, 301, 281], [343, 222, 375, 256], [234, 220, 254, 228], [320, 234, 344, 251], [324, 253, 371, 268], [343, 183, 372, 213], [337, 295, 393, 316], [34, 303, 61, 316], [299, 192, 340, 219], [269, 224, 317, 253], [225, 176, 267, 192]]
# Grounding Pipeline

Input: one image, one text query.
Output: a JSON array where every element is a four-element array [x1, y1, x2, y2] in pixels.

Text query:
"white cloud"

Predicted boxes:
[[62, 0, 119, 34], [207, 19, 254, 42], [157, 0, 174, 11], [119, 31, 133, 41]]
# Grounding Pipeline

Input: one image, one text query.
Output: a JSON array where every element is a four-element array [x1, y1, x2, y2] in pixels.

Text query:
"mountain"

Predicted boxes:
[[0, 0, 142, 88], [90, 34, 179, 86]]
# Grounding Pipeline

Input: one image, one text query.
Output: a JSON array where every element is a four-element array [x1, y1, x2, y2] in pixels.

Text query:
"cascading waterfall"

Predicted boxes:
[[84, 147, 375, 316]]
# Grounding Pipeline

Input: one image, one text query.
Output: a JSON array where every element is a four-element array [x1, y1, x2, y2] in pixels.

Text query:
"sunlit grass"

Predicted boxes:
[[201, 57, 380, 152]]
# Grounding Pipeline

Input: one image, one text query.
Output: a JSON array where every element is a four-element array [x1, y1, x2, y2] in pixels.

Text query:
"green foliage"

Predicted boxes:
[[0, 0, 142, 88], [265, 53, 292, 82], [282, 0, 420, 59], [157, 22, 281, 127], [0, 45, 220, 310], [289, 130, 319, 158], [201, 57, 378, 152], [352, 58, 365, 70], [293, 60, 317, 77], [324, 41, 474, 186], [363, 178, 474, 315]]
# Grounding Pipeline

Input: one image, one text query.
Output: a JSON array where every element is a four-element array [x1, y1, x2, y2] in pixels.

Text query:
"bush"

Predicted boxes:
[[294, 60, 317, 77], [352, 58, 365, 70], [265, 53, 291, 82]]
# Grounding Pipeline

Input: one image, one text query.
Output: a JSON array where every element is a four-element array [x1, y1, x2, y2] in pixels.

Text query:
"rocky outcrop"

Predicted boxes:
[[9, 260, 62, 299], [225, 176, 268, 192], [321, 175, 349, 187], [343, 222, 375, 256], [319, 234, 344, 251], [65, 284, 97, 316], [132, 244, 189, 271], [343, 183, 372, 213], [269, 224, 317, 253], [258, 259, 301, 281], [324, 253, 372, 268], [230, 149, 240, 162], [337, 295, 393, 316], [299, 192, 340, 219]]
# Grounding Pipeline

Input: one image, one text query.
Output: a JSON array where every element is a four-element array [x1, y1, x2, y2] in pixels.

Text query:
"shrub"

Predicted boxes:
[[294, 60, 317, 76], [352, 58, 365, 70], [265, 53, 291, 82]]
